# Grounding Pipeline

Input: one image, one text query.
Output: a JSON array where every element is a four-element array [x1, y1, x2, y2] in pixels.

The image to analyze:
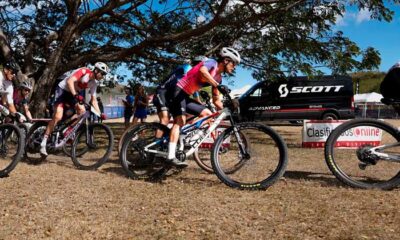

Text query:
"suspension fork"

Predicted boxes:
[[228, 115, 249, 158], [84, 117, 96, 148]]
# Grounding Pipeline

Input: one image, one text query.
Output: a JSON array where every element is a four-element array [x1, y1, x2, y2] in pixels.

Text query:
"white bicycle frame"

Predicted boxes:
[[144, 108, 230, 157]]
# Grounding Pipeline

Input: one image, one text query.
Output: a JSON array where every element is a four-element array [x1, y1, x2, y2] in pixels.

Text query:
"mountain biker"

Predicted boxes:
[[380, 62, 400, 113], [40, 62, 110, 156], [166, 47, 240, 167], [153, 56, 207, 130], [0, 62, 19, 119], [13, 81, 34, 122]]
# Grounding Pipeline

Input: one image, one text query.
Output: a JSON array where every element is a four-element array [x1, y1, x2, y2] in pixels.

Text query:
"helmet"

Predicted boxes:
[[20, 81, 33, 90], [94, 62, 110, 75], [220, 47, 241, 64], [3, 61, 18, 73]]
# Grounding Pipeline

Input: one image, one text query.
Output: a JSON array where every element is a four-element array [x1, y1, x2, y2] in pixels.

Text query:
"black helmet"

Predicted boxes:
[[3, 61, 18, 73]]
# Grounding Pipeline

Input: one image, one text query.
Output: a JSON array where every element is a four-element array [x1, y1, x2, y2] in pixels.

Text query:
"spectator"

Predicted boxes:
[[122, 86, 134, 128], [132, 85, 148, 125]]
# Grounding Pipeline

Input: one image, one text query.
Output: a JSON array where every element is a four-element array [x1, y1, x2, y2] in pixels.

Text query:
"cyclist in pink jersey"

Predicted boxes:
[[40, 62, 110, 156], [166, 47, 241, 167]]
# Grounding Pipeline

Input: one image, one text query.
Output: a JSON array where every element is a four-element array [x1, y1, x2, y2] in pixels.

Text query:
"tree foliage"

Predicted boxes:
[[0, 0, 399, 114]]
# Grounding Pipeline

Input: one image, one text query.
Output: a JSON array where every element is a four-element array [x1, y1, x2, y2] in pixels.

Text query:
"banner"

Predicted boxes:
[[302, 120, 382, 148]]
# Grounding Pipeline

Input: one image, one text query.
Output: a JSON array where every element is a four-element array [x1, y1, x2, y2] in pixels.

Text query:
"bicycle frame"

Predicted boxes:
[[144, 108, 230, 158], [53, 105, 100, 149], [366, 142, 400, 163]]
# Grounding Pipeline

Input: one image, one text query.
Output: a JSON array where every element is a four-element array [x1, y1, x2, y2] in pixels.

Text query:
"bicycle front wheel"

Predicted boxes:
[[211, 122, 288, 190], [0, 124, 24, 177], [71, 123, 114, 170], [120, 122, 170, 179], [325, 119, 400, 190]]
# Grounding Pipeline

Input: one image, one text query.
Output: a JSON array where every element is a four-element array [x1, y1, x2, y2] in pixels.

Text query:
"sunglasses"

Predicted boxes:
[[22, 88, 31, 92]]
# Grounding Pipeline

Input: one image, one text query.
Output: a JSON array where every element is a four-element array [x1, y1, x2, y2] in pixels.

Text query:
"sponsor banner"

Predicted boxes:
[[302, 120, 382, 148]]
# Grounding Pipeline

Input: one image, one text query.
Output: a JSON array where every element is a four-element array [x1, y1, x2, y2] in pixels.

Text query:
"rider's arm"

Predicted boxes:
[[8, 103, 17, 115], [90, 95, 101, 115], [23, 103, 33, 120], [67, 76, 79, 96], [212, 87, 223, 110], [199, 66, 219, 87]]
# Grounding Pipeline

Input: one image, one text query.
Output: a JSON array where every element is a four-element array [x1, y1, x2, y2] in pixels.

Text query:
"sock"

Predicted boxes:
[[167, 142, 177, 159], [41, 135, 48, 147]]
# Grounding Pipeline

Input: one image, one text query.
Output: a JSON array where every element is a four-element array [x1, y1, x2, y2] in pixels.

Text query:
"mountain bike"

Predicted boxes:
[[120, 85, 288, 190], [0, 105, 25, 177], [324, 98, 400, 190], [118, 90, 233, 174], [25, 103, 114, 170]]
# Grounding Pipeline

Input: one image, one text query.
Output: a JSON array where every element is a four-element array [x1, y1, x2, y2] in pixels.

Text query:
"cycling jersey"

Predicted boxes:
[[0, 71, 14, 104], [13, 90, 28, 112], [58, 67, 97, 97], [154, 64, 192, 112], [381, 62, 400, 99], [177, 59, 222, 95]]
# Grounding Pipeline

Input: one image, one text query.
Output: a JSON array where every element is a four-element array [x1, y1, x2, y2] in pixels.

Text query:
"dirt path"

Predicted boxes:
[[1, 122, 399, 239]]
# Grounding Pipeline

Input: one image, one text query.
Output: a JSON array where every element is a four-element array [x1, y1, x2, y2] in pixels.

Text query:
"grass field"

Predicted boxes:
[[1, 119, 399, 239]]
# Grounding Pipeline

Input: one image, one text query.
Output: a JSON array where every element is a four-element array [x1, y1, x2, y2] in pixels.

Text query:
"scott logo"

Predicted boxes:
[[278, 84, 344, 98], [278, 84, 289, 97]]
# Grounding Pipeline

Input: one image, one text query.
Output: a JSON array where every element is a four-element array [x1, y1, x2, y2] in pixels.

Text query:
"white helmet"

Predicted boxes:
[[94, 62, 110, 75], [220, 47, 241, 64], [20, 81, 33, 90]]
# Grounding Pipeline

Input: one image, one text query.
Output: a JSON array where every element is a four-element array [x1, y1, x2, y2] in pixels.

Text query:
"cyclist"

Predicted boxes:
[[153, 56, 207, 129], [40, 62, 109, 156], [166, 47, 240, 167], [0, 62, 19, 119], [13, 81, 34, 122]]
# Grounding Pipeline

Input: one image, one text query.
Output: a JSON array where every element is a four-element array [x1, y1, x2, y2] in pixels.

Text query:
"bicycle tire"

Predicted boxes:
[[118, 125, 137, 156], [71, 123, 114, 170], [24, 121, 48, 163], [211, 122, 288, 190], [324, 119, 400, 190], [120, 122, 170, 179], [0, 124, 24, 177]]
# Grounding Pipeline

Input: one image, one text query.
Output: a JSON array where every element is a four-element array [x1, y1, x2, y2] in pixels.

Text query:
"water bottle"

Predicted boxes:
[[63, 126, 74, 138], [0, 105, 9, 116]]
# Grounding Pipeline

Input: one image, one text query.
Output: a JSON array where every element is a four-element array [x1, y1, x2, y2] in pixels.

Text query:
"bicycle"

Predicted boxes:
[[324, 97, 400, 190], [25, 103, 114, 170], [118, 90, 234, 174], [0, 105, 25, 177], [120, 85, 288, 190]]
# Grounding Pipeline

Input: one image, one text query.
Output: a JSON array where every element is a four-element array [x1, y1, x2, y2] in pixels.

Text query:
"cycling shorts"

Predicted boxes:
[[54, 86, 84, 109], [169, 87, 206, 117]]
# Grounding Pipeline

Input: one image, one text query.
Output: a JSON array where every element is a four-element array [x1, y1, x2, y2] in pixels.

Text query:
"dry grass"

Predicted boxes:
[[1, 120, 400, 239]]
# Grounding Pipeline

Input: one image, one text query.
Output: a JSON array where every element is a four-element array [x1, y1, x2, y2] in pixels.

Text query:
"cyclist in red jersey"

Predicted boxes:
[[40, 62, 110, 156], [166, 47, 241, 167]]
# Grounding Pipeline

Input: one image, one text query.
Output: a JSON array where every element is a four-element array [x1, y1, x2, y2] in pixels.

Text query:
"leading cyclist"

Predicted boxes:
[[40, 62, 109, 156], [166, 47, 240, 167]]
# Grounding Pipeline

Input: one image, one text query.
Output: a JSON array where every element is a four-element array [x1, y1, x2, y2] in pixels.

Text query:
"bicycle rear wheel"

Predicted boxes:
[[71, 123, 114, 170], [324, 119, 400, 190], [0, 124, 24, 177], [120, 122, 170, 179], [211, 122, 288, 190]]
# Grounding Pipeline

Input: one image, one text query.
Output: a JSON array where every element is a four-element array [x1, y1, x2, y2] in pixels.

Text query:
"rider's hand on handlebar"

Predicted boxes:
[[74, 94, 84, 104], [217, 85, 230, 95]]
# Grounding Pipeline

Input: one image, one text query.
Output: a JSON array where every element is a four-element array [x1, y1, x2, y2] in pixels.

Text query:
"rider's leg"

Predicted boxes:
[[167, 115, 187, 166], [155, 110, 169, 138], [40, 104, 64, 156]]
